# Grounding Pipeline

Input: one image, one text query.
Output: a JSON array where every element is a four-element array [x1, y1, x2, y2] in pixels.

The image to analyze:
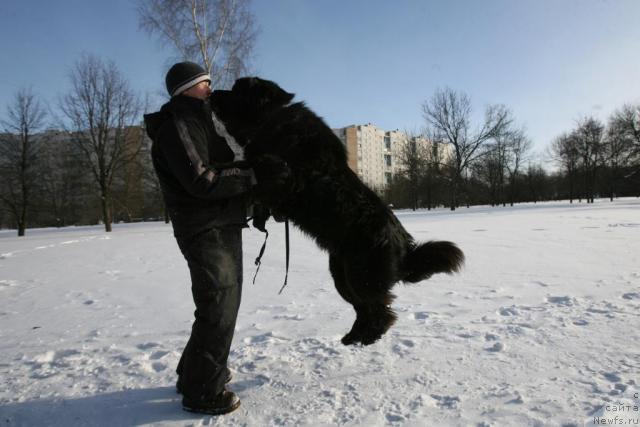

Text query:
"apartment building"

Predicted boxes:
[[332, 123, 431, 191]]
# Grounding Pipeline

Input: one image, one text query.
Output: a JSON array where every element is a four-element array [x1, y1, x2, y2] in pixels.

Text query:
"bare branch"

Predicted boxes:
[[57, 53, 142, 231], [137, 0, 257, 88], [0, 87, 47, 235]]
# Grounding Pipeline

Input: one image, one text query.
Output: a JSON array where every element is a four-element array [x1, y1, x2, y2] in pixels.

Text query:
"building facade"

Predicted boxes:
[[332, 123, 431, 191]]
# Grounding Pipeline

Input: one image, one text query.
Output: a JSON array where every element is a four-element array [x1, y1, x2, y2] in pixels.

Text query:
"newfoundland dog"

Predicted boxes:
[[210, 77, 464, 346]]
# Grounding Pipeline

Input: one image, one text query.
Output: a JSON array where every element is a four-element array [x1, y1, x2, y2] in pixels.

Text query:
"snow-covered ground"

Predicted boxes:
[[1, 198, 639, 426]]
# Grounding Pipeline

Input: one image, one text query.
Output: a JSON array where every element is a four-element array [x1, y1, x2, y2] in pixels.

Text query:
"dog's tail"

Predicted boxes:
[[402, 241, 465, 283]]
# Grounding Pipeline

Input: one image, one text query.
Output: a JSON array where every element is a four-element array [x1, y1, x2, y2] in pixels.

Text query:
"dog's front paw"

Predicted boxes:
[[341, 332, 359, 346], [340, 330, 382, 346]]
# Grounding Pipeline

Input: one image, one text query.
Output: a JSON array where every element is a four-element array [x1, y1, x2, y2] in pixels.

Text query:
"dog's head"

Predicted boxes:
[[210, 77, 294, 140]]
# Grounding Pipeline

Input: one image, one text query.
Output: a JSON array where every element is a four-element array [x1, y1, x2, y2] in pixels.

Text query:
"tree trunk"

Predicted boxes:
[[101, 190, 112, 232], [450, 173, 459, 211], [18, 204, 27, 237]]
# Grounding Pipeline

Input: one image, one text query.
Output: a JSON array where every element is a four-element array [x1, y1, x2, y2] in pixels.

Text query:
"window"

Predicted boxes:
[[385, 172, 392, 184], [384, 136, 391, 150], [384, 154, 392, 167]]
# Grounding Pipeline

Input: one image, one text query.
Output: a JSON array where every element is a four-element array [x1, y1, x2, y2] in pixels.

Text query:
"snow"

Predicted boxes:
[[1, 198, 639, 426]]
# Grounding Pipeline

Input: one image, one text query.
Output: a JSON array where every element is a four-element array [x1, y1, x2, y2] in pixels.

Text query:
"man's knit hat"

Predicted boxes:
[[165, 61, 211, 97]]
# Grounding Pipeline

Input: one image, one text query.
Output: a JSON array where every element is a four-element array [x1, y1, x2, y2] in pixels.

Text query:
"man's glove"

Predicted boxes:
[[253, 154, 292, 190]]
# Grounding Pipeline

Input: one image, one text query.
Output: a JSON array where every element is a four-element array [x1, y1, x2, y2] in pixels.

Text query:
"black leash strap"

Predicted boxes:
[[252, 229, 269, 285], [278, 219, 290, 294]]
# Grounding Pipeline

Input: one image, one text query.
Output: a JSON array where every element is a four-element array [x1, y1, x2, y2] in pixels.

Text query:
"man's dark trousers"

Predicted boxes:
[[175, 226, 243, 400]]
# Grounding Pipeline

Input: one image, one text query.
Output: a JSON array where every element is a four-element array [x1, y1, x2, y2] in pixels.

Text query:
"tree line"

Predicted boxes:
[[0, 62, 163, 236], [0, 0, 256, 236], [385, 88, 639, 211]]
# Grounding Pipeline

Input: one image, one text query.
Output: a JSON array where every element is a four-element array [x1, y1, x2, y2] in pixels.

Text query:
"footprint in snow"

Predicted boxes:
[[151, 362, 167, 372], [602, 372, 622, 383], [238, 361, 257, 373], [532, 280, 550, 287], [506, 393, 525, 404], [486, 342, 505, 352], [385, 413, 406, 423], [392, 339, 416, 357], [430, 394, 461, 409], [547, 296, 576, 306], [273, 313, 305, 321], [485, 333, 499, 341], [412, 311, 430, 320], [243, 332, 288, 344], [149, 350, 170, 360], [586, 307, 611, 315], [610, 383, 628, 395], [137, 360, 168, 373], [0, 280, 19, 289], [136, 342, 160, 350], [457, 331, 480, 339], [498, 306, 519, 316], [256, 305, 287, 314], [622, 292, 640, 300], [296, 337, 340, 357]]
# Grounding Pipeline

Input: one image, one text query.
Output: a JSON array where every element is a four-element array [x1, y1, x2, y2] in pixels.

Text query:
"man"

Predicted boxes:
[[144, 61, 254, 415]]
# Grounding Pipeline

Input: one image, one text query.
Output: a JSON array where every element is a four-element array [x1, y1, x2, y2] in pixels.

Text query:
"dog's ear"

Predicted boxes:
[[233, 77, 294, 107], [231, 77, 256, 93], [262, 79, 295, 106]]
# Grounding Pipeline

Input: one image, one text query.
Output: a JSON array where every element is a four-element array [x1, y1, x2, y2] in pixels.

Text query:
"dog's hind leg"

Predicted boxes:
[[329, 254, 367, 345], [330, 254, 398, 345], [357, 295, 397, 345]]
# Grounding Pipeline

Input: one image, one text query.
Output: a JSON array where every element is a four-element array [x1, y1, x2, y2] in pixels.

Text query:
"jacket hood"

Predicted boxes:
[[143, 96, 208, 141], [143, 103, 172, 141]]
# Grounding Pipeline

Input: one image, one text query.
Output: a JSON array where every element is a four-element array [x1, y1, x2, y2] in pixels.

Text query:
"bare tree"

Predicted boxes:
[[607, 105, 640, 170], [423, 138, 446, 210], [474, 142, 505, 207], [574, 117, 605, 203], [422, 87, 511, 210], [525, 163, 548, 203], [59, 54, 143, 232], [0, 88, 47, 236], [504, 127, 532, 206], [550, 132, 580, 203], [38, 131, 90, 227], [137, 0, 257, 89], [396, 134, 428, 210]]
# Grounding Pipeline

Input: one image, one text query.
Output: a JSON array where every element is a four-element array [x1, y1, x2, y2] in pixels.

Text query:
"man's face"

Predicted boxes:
[[182, 80, 212, 100]]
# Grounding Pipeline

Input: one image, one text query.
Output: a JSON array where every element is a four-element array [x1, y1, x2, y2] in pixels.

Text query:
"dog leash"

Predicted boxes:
[[252, 218, 290, 294], [252, 229, 269, 285], [278, 219, 290, 294]]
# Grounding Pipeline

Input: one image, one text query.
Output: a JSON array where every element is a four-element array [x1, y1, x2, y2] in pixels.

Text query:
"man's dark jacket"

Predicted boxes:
[[143, 95, 254, 236], [143, 94, 253, 401]]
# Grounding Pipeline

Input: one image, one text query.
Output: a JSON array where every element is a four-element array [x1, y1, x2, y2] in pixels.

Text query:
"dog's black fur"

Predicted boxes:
[[211, 77, 465, 345]]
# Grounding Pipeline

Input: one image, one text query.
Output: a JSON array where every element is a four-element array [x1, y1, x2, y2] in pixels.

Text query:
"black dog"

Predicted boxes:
[[211, 77, 464, 345]]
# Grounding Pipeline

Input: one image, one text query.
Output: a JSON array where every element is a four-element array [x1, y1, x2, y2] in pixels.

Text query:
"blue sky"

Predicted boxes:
[[1, 0, 639, 158]]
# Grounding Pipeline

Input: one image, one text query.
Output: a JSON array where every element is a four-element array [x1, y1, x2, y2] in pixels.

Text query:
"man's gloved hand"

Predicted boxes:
[[212, 160, 251, 170], [253, 154, 292, 191]]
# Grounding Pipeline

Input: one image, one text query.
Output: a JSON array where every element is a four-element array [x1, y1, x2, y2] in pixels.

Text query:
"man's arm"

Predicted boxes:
[[159, 117, 254, 200]]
